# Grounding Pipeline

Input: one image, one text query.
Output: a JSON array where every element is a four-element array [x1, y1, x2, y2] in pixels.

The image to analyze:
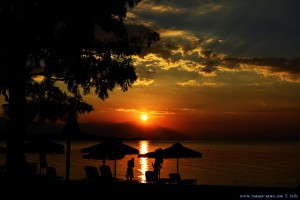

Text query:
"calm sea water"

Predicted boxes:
[[1, 140, 299, 188]]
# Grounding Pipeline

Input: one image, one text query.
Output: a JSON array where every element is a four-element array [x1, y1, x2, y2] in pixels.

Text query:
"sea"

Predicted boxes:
[[0, 140, 299, 188]]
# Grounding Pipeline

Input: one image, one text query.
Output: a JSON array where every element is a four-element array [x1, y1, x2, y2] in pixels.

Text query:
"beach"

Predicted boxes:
[[1, 140, 299, 199], [0, 179, 298, 199], [16, 140, 299, 189]]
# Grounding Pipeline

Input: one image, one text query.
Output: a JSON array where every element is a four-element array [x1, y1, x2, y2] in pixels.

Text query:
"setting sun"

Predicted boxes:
[[141, 114, 148, 121]]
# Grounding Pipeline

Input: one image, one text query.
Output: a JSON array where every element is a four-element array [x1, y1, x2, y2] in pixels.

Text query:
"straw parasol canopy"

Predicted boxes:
[[81, 139, 139, 177], [163, 142, 202, 174], [24, 139, 65, 174]]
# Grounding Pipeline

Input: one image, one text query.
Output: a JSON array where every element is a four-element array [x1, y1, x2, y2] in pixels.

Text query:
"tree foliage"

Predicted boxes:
[[0, 0, 159, 122]]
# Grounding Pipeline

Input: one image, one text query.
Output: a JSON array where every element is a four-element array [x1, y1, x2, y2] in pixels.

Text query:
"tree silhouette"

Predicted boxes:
[[0, 0, 159, 179]]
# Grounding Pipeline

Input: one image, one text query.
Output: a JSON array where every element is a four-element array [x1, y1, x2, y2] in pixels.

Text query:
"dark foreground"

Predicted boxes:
[[0, 179, 298, 199]]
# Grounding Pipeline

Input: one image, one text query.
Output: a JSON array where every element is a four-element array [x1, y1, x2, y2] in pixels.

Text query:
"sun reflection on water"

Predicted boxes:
[[138, 140, 149, 183]]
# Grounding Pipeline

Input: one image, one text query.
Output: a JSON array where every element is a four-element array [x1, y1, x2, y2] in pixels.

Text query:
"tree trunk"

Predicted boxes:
[[6, 52, 27, 179], [63, 110, 81, 181]]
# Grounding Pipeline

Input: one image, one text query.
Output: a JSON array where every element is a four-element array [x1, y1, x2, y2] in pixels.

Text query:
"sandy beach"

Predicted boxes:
[[0, 179, 298, 199]]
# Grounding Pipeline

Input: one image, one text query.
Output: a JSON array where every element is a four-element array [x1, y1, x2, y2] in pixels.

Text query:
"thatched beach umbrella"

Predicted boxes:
[[81, 140, 139, 178], [163, 142, 202, 174], [137, 148, 164, 159], [24, 139, 65, 174]]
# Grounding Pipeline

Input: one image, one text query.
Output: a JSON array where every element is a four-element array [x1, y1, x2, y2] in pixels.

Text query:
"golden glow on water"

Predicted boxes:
[[138, 141, 149, 183]]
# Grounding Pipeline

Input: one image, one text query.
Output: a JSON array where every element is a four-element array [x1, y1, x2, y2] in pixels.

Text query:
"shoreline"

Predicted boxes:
[[0, 179, 298, 199]]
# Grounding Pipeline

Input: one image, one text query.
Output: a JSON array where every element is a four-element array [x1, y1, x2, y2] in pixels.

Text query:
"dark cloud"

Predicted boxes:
[[132, 0, 300, 58], [223, 57, 300, 74]]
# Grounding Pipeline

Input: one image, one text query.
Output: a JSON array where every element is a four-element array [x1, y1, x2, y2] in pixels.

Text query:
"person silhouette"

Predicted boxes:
[[126, 158, 134, 180], [152, 156, 163, 181]]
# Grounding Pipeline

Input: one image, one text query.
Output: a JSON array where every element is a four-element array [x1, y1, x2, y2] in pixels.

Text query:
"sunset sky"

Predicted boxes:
[[1, 0, 300, 140]]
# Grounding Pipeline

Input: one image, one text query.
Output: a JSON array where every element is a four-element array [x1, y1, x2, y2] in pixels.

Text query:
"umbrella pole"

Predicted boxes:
[[177, 158, 179, 174], [114, 160, 116, 178], [40, 152, 47, 174], [65, 140, 71, 181], [39, 153, 42, 174]]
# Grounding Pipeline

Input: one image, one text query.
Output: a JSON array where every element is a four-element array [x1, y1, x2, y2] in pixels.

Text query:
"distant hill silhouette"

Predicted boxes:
[[1, 117, 298, 141], [80, 121, 187, 140], [0, 117, 186, 140]]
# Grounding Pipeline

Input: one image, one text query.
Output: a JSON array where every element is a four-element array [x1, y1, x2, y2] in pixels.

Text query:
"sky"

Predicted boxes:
[[1, 0, 300, 140], [80, 0, 300, 140]]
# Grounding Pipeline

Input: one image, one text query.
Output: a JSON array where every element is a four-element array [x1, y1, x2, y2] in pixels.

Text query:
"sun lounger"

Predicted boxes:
[[99, 165, 121, 182], [168, 173, 197, 185], [46, 167, 63, 180], [145, 171, 156, 182], [84, 166, 101, 181], [99, 165, 112, 178]]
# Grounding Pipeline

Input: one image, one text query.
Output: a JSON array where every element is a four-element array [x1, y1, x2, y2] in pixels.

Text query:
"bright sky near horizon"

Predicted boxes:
[[1, 0, 300, 140]]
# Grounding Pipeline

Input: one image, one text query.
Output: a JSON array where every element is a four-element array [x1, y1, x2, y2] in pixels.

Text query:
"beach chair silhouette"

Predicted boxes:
[[25, 162, 37, 177], [99, 165, 112, 177], [169, 173, 197, 184], [46, 167, 63, 180], [169, 173, 181, 181], [84, 166, 100, 181], [99, 165, 121, 182], [145, 171, 156, 182]]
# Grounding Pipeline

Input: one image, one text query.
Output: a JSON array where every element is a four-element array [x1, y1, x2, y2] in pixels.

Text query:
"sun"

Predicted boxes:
[[140, 114, 148, 121]]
